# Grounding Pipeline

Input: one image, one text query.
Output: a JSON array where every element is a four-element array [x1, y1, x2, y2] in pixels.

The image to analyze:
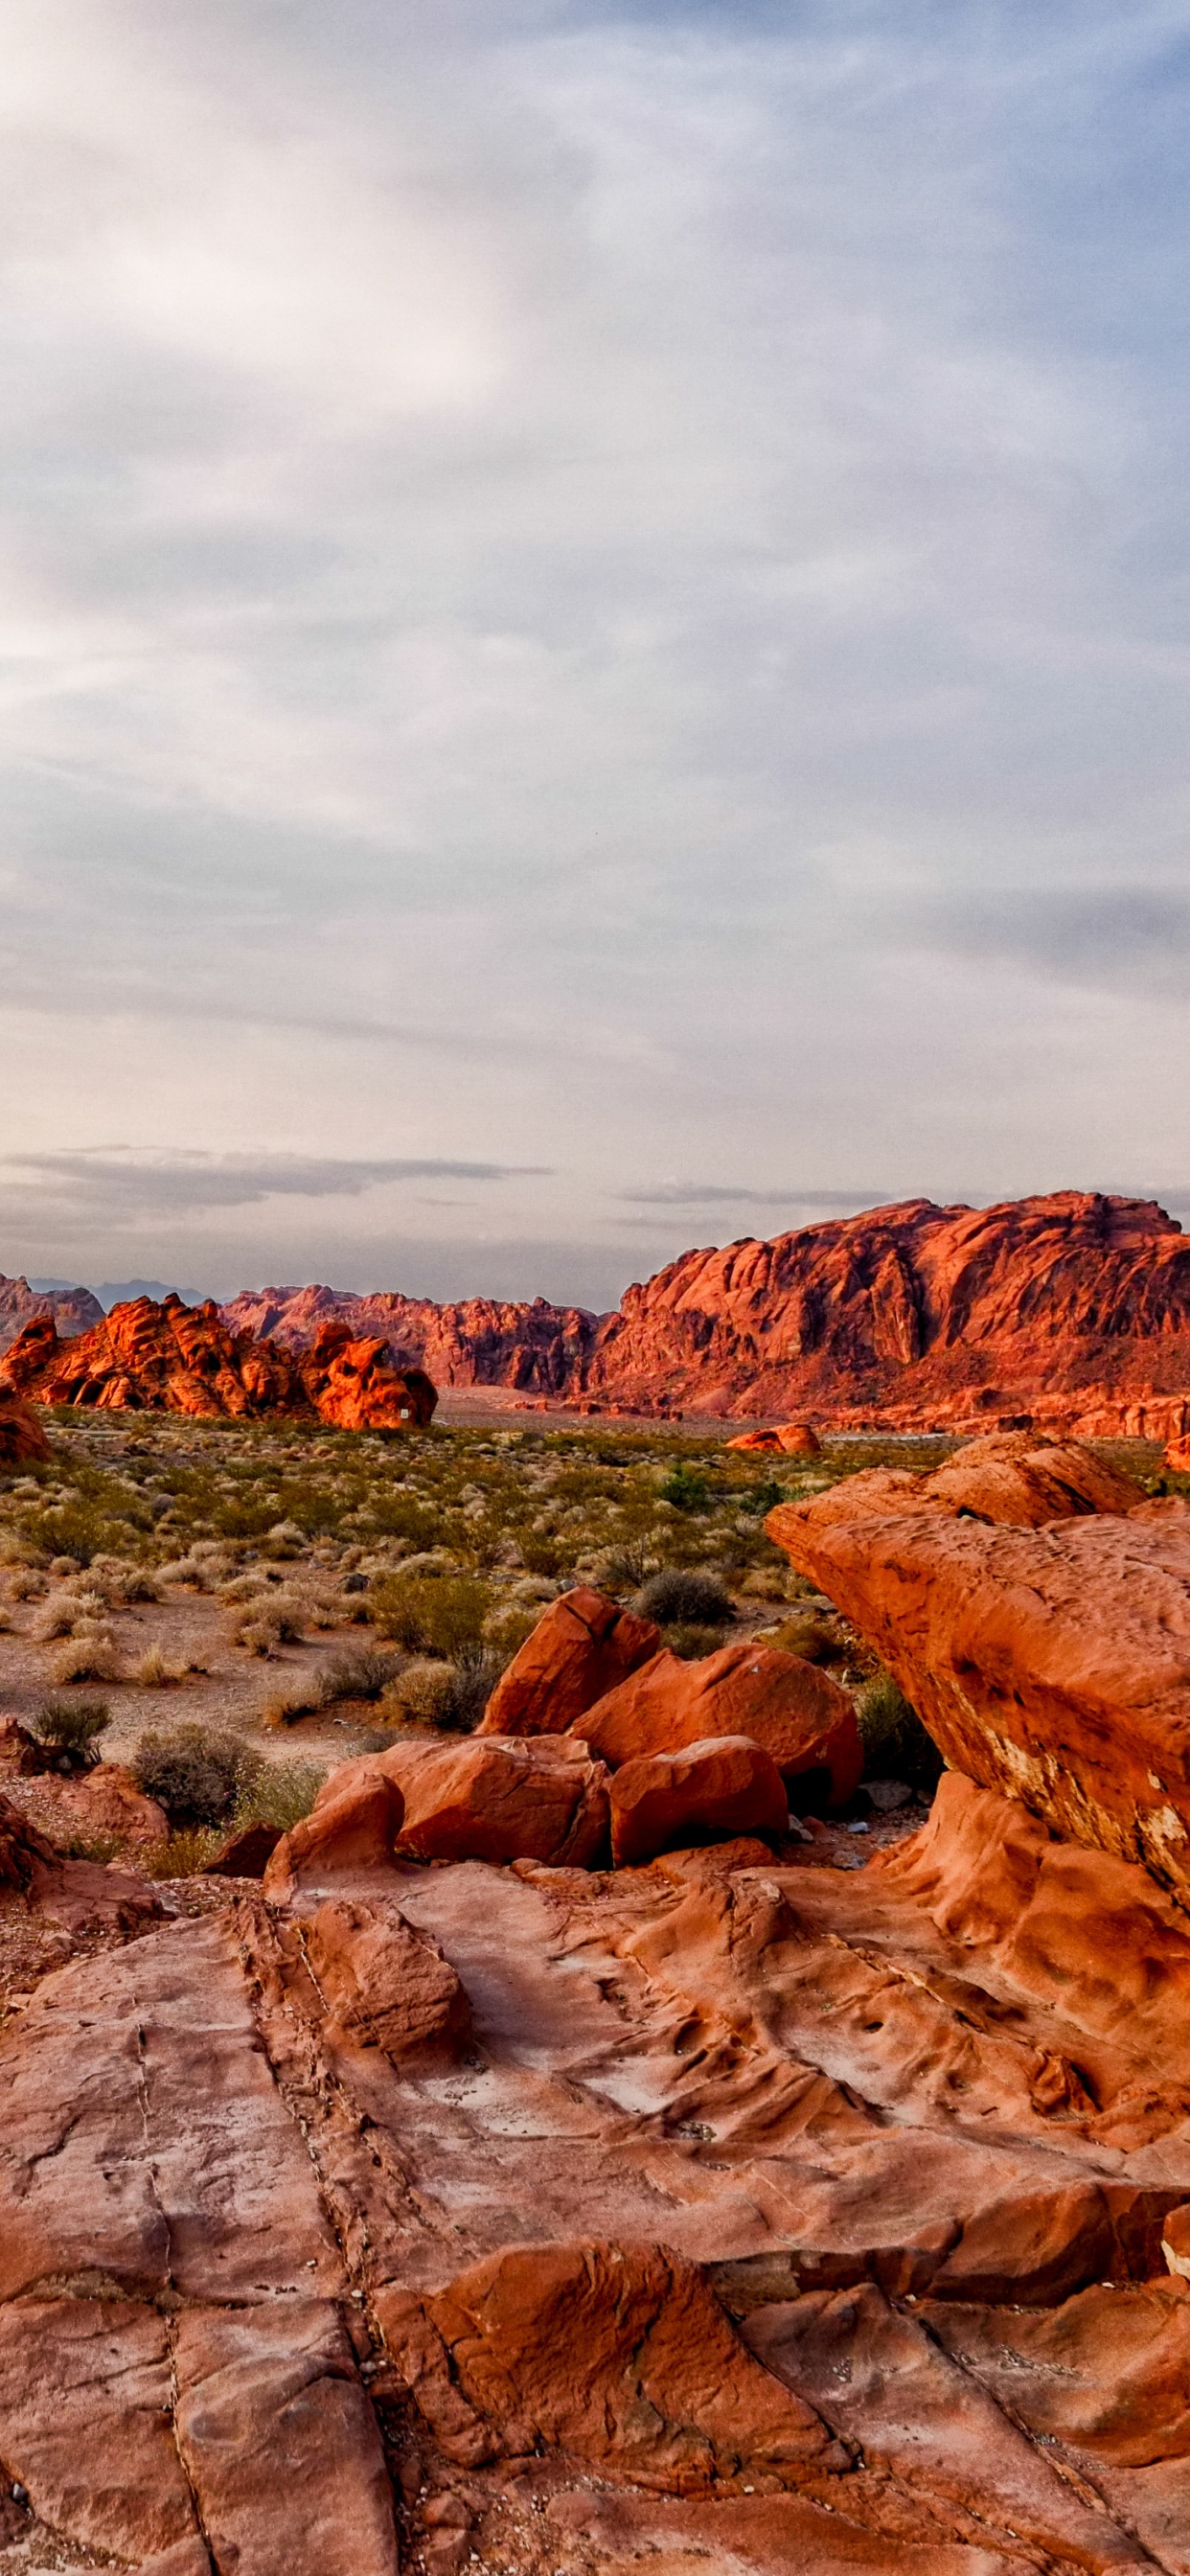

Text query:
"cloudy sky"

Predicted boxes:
[[2, 0, 1188, 1310]]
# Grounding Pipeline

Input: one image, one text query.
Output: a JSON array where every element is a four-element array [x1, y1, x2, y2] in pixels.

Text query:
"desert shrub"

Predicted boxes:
[[141, 1826, 224, 1878], [656, 1463, 710, 1513], [30, 1598, 76, 1641], [856, 1669, 943, 1792], [768, 1611, 846, 1667], [132, 1723, 263, 1828], [635, 1568, 734, 1627], [481, 1601, 540, 1662], [387, 1648, 502, 1734], [660, 1622, 727, 1662], [318, 1645, 406, 1705], [51, 1634, 121, 1685], [238, 1760, 327, 1831], [369, 1574, 491, 1659], [262, 1676, 325, 1728], [29, 1694, 110, 1770], [596, 1541, 657, 1595], [129, 1644, 188, 1687]]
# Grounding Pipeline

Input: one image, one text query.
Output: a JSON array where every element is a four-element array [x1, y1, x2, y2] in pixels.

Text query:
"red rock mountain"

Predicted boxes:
[[0, 1274, 103, 1355], [0, 1296, 437, 1431], [224, 1192, 1190, 1434], [222, 1283, 598, 1393]]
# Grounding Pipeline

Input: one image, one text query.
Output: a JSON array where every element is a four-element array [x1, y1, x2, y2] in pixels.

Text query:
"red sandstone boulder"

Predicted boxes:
[[767, 1489, 1190, 1898], [1166, 1437, 1190, 1476], [300, 1322, 437, 1431], [608, 1735, 789, 1867], [203, 1821, 284, 1877], [302, 1896, 470, 2064], [376, 2241, 839, 2492], [48, 1763, 168, 1848], [780, 1434, 1144, 1539], [387, 1734, 610, 1867], [263, 1773, 404, 1899], [0, 1787, 159, 1933], [726, 1423, 821, 1456], [576, 1642, 861, 1805], [478, 1586, 660, 1739], [0, 1396, 49, 1465]]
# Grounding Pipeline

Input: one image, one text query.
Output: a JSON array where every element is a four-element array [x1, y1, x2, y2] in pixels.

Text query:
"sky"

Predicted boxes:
[[1, 0, 1189, 1311]]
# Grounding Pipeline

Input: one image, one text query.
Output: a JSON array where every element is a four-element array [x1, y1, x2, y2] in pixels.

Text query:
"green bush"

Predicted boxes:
[[132, 1724, 263, 1827], [635, 1568, 733, 1626], [29, 1694, 110, 1771], [856, 1669, 942, 1792], [661, 1622, 727, 1662], [239, 1760, 328, 1832], [369, 1573, 491, 1658], [656, 1464, 710, 1513]]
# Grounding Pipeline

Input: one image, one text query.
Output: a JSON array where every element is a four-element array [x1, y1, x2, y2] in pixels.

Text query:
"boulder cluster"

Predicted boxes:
[[6, 1434, 1190, 2570], [0, 1295, 437, 1431]]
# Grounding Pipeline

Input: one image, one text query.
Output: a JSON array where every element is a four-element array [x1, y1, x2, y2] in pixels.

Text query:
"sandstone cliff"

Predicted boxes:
[[223, 1192, 1190, 1433]]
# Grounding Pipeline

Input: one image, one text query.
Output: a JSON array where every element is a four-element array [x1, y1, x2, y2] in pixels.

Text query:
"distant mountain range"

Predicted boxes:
[[12, 1192, 1190, 1437]]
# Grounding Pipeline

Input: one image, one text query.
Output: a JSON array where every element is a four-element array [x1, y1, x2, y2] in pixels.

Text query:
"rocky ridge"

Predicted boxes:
[[222, 1191, 1190, 1435], [0, 1274, 103, 1355]]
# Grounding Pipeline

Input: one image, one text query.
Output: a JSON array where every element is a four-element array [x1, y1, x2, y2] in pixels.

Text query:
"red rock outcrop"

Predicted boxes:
[[38, 1762, 168, 1848], [767, 1487, 1190, 1897], [1167, 1436, 1190, 1475], [608, 1735, 789, 1866], [478, 1586, 661, 1739], [263, 1771, 404, 1898], [781, 1432, 1144, 1536], [0, 1785, 160, 1934], [221, 1191, 1190, 1430], [304, 1734, 612, 1872], [0, 1398, 49, 1466], [7, 1762, 1190, 2567], [726, 1422, 822, 1455], [0, 1295, 437, 1430], [576, 1641, 862, 1805]]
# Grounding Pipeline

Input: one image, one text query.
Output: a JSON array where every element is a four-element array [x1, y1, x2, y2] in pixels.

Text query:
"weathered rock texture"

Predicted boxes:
[[608, 1735, 789, 1866], [222, 1191, 1190, 1430], [7, 1764, 1190, 2570], [781, 1432, 1145, 1534], [0, 1296, 437, 1429], [576, 1640, 862, 1805], [0, 1273, 103, 1355], [479, 1586, 661, 1739], [768, 1486, 1190, 1898], [223, 1281, 601, 1392]]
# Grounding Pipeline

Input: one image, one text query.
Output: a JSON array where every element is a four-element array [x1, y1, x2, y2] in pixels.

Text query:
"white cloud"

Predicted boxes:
[[0, 0, 1187, 1298]]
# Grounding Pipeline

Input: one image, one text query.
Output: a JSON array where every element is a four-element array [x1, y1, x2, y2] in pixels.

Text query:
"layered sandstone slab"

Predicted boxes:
[[726, 1422, 822, 1455], [777, 1434, 1145, 1536], [5, 1769, 1190, 2567], [479, 1585, 660, 1739], [576, 1641, 861, 1805], [271, 1733, 612, 1882], [768, 1488, 1190, 1893], [0, 1295, 437, 1429]]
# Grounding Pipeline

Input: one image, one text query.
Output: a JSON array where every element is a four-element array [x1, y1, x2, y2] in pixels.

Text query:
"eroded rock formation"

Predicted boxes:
[[5, 1755, 1190, 2570], [768, 1484, 1190, 1898], [0, 1274, 103, 1356], [222, 1190, 1190, 1431], [0, 1296, 437, 1430]]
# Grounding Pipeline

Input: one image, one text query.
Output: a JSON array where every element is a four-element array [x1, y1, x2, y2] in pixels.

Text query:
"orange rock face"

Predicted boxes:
[[478, 1586, 661, 1739], [577, 1641, 862, 1805], [608, 1734, 789, 1866], [726, 1422, 821, 1455], [0, 1295, 437, 1430], [1167, 1436, 1190, 1475], [378, 2240, 839, 2494], [226, 1190, 1190, 1430], [767, 1487, 1190, 1897], [780, 1432, 1145, 1537], [0, 1397, 49, 1466], [583, 1189, 1190, 1431], [386, 1734, 611, 1869]]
